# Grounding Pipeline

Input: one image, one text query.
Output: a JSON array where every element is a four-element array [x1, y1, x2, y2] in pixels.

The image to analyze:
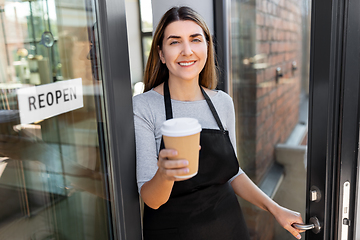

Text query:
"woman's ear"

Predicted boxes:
[[158, 45, 165, 64]]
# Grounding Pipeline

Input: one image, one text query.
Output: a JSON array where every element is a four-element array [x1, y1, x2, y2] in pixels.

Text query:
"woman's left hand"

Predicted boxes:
[[271, 205, 304, 239], [231, 174, 305, 239]]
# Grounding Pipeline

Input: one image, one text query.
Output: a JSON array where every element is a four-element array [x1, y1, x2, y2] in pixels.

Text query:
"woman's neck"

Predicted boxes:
[[168, 78, 204, 102]]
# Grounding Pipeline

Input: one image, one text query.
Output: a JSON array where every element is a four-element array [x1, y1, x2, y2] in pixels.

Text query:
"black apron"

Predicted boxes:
[[143, 81, 250, 240]]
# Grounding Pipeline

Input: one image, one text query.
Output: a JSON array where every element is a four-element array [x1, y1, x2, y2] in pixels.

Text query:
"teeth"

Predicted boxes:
[[179, 61, 194, 66]]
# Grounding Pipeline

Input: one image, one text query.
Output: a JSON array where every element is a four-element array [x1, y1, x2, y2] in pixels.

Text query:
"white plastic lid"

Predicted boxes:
[[161, 118, 202, 137]]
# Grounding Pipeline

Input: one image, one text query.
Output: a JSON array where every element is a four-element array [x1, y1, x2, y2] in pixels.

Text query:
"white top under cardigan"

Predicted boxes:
[[133, 89, 244, 193]]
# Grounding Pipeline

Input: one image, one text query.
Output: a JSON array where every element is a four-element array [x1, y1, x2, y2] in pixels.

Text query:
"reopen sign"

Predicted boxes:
[[17, 78, 83, 124]]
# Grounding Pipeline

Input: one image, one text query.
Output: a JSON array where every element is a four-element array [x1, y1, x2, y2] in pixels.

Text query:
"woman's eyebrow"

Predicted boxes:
[[167, 35, 181, 40], [166, 33, 204, 40], [190, 33, 203, 38]]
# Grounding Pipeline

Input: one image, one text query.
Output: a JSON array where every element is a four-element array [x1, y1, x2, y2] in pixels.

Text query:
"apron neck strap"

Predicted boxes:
[[163, 80, 225, 131], [163, 80, 173, 120], [200, 86, 225, 131]]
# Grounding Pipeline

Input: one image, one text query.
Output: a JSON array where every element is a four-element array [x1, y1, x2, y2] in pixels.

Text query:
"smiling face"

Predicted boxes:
[[158, 20, 208, 84]]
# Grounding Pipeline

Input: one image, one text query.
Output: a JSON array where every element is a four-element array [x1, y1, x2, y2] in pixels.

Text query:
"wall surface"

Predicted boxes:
[[151, 0, 214, 34]]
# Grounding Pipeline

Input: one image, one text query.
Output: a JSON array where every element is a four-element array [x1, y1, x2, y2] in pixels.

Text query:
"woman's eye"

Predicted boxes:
[[192, 38, 201, 42], [170, 41, 179, 45]]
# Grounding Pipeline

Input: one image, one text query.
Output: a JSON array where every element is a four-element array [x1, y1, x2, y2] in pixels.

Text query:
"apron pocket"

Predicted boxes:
[[143, 228, 180, 240]]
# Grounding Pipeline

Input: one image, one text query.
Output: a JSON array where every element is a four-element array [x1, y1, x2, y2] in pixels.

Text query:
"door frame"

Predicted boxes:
[[336, 0, 360, 238], [307, 0, 360, 239], [96, 0, 142, 239], [94, 0, 360, 239]]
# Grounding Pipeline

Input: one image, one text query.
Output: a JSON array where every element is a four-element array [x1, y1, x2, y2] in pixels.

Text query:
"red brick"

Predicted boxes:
[[256, 122, 265, 139], [270, 42, 277, 53], [257, 42, 270, 54], [256, 70, 265, 83], [265, 67, 276, 80], [256, 136, 264, 152], [273, 117, 282, 130], [257, 86, 265, 98], [257, 13, 265, 26], [264, 116, 273, 131], [255, 148, 265, 164], [262, 1, 268, 13], [257, 97, 266, 111], [269, 89, 277, 103], [278, 30, 285, 41], [256, 27, 263, 41], [276, 54, 283, 65], [279, 0, 285, 7]]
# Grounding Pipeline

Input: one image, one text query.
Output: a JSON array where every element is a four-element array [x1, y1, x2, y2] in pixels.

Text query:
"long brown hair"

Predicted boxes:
[[143, 6, 218, 92]]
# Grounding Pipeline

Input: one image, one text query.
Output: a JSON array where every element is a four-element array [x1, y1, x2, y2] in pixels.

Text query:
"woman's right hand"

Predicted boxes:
[[141, 148, 196, 209], [157, 149, 190, 181]]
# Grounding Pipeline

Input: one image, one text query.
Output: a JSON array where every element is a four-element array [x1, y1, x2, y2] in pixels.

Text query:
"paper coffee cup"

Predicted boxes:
[[161, 118, 201, 179]]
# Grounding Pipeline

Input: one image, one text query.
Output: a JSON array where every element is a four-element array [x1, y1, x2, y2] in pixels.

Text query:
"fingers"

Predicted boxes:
[[289, 214, 305, 238], [284, 225, 302, 239], [288, 213, 303, 239], [158, 149, 178, 160], [158, 149, 189, 181], [274, 207, 304, 239]]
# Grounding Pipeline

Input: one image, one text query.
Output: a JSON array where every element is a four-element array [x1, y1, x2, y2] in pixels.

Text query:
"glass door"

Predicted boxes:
[[228, 0, 311, 238], [228, 0, 359, 239], [0, 0, 115, 239]]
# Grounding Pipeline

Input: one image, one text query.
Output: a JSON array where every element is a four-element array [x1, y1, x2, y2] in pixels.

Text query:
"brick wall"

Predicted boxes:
[[232, 0, 304, 239], [233, 0, 302, 182], [254, 0, 302, 181]]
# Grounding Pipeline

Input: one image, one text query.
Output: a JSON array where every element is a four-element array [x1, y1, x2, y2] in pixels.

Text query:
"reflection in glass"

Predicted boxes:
[[138, 0, 153, 91], [230, 0, 311, 239], [0, 0, 114, 239], [142, 35, 152, 68], [139, 0, 153, 33]]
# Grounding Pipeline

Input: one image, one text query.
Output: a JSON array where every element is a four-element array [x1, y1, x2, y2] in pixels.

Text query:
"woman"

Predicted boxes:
[[133, 6, 304, 240]]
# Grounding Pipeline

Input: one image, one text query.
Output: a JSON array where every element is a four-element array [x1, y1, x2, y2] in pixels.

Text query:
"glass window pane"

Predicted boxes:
[[139, 0, 153, 33], [0, 0, 114, 239], [230, 0, 311, 239], [142, 35, 152, 68], [3, 2, 33, 43]]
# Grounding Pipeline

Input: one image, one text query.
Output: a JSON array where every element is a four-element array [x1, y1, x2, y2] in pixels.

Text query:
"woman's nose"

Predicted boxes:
[[181, 41, 193, 56]]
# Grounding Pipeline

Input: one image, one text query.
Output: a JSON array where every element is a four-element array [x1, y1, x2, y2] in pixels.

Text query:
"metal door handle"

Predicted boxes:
[[292, 216, 321, 234], [292, 223, 315, 230]]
